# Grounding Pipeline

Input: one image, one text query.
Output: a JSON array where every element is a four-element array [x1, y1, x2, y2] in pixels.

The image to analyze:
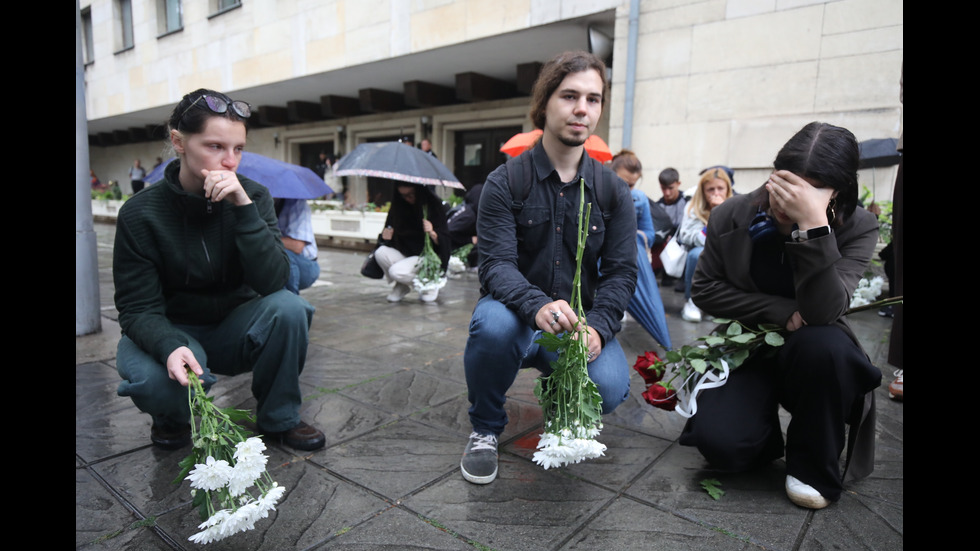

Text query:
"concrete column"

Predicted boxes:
[[76, 0, 101, 336]]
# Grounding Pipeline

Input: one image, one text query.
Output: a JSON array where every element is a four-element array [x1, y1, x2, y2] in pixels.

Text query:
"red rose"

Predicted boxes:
[[632, 351, 664, 384], [642, 383, 677, 411]]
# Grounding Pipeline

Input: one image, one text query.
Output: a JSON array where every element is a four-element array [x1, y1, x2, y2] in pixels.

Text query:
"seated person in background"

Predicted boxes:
[[699, 165, 736, 193], [447, 183, 484, 268], [681, 121, 881, 510], [113, 88, 325, 452], [651, 168, 688, 282], [676, 168, 732, 322], [375, 183, 451, 303], [611, 150, 657, 247], [276, 198, 321, 294]]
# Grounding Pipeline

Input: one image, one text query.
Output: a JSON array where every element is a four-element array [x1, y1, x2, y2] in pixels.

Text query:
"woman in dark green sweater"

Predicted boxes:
[[114, 89, 325, 451]]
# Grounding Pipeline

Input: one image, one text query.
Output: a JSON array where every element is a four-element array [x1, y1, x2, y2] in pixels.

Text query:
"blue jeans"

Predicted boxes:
[[464, 295, 631, 436], [285, 250, 320, 294], [116, 290, 315, 432], [684, 246, 703, 300]]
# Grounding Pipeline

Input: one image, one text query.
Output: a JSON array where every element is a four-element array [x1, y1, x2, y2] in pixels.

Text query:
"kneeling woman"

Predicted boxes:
[[680, 122, 881, 509], [375, 183, 451, 303]]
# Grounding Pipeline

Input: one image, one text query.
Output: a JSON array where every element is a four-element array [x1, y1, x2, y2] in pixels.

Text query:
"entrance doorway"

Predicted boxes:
[[454, 126, 523, 192]]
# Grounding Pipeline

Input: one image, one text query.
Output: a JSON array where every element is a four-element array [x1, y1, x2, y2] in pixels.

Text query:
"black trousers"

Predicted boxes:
[[679, 325, 881, 502]]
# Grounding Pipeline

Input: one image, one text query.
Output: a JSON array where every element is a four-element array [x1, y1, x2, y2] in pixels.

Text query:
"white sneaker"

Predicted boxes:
[[386, 283, 411, 302], [681, 298, 702, 322], [420, 289, 439, 304], [785, 475, 831, 509]]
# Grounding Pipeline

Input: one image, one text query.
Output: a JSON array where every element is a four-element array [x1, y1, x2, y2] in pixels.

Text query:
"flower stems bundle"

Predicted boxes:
[[174, 372, 285, 544], [413, 204, 448, 293], [532, 178, 606, 469]]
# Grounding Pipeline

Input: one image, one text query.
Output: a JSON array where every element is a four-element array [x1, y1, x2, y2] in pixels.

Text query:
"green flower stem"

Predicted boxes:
[[535, 178, 602, 439], [844, 295, 903, 315]]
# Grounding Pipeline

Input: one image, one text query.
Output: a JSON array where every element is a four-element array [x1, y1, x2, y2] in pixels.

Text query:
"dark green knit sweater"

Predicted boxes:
[[113, 160, 289, 365]]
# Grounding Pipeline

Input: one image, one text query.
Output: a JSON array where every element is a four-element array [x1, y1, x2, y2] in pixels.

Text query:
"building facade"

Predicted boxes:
[[79, 0, 902, 204]]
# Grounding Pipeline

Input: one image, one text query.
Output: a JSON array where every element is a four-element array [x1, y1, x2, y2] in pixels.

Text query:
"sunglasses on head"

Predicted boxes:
[[180, 94, 251, 122]]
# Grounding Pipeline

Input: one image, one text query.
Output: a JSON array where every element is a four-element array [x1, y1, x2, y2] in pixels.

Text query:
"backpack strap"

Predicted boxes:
[[589, 156, 617, 222], [506, 151, 534, 212]]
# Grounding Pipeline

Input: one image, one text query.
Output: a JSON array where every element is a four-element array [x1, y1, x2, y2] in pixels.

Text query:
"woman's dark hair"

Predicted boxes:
[[773, 122, 860, 223], [529, 51, 607, 130], [167, 88, 250, 136]]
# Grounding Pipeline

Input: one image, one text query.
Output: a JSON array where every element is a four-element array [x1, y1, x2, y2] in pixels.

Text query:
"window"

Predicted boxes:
[[158, 0, 182, 35], [115, 0, 134, 52], [81, 7, 95, 64], [211, 0, 241, 16]]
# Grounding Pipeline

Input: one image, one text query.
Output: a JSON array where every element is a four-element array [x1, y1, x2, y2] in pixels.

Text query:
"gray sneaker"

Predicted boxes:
[[461, 431, 498, 484]]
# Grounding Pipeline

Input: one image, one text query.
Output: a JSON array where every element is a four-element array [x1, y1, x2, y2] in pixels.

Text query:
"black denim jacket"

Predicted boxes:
[[477, 143, 638, 345]]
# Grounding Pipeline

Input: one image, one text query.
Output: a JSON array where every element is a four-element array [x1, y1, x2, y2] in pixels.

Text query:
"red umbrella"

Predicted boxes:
[[499, 129, 613, 163]]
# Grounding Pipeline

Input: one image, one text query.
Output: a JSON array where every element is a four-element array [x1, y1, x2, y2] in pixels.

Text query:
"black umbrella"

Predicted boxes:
[[334, 142, 464, 189], [858, 138, 901, 169]]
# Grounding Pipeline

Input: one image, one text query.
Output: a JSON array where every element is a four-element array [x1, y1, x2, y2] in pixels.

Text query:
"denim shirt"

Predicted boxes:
[[631, 188, 657, 247], [477, 143, 638, 345]]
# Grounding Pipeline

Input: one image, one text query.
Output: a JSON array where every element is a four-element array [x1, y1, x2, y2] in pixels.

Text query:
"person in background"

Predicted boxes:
[[276, 198, 321, 294], [653, 168, 688, 285], [676, 168, 732, 322], [611, 150, 656, 247], [113, 88, 326, 452], [313, 151, 330, 180], [682, 121, 881, 510], [129, 159, 147, 194], [375, 183, 451, 303], [420, 138, 437, 158], [447, 183, 483, 268], [91, 169, 107, 192]]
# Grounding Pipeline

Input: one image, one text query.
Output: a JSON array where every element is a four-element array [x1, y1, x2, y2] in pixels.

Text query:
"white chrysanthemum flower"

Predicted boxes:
[[226, 468, 256, 497], [187, 456, 233, 492], [448, 256, 466, 274], [261, 483, 286, 509], [230, 446, 267, 489], [413, 276, 448, 292], [234, 437, 266, 460], [533, 449, 566, 469], [532, 429, 605, 469], [188, 509, 232, 544]]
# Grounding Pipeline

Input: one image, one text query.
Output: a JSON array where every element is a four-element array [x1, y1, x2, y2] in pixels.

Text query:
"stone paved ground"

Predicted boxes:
[[76, 222, 903, 550]]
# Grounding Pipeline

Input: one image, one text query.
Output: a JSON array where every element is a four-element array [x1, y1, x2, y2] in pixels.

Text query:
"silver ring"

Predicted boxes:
[[550, 310, 561, 322], [549, 320, 558, 328], [587, 352, 595, 361]]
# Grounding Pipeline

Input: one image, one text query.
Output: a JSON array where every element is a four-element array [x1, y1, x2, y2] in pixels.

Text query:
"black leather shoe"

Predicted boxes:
[[151, 424, 191, 450], [260, 421, 325, 451]]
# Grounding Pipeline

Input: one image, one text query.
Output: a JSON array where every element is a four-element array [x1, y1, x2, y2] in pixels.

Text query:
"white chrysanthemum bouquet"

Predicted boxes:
[[532, 178, 607, 469], [413, 204, 448, 293], [447, 243, 474, 275], [175, 373, 284, 545], [849, 275, 885, 308]]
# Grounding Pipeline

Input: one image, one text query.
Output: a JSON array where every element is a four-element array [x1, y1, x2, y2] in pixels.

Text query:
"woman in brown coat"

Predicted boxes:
[[679, 122, 881, 509]]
